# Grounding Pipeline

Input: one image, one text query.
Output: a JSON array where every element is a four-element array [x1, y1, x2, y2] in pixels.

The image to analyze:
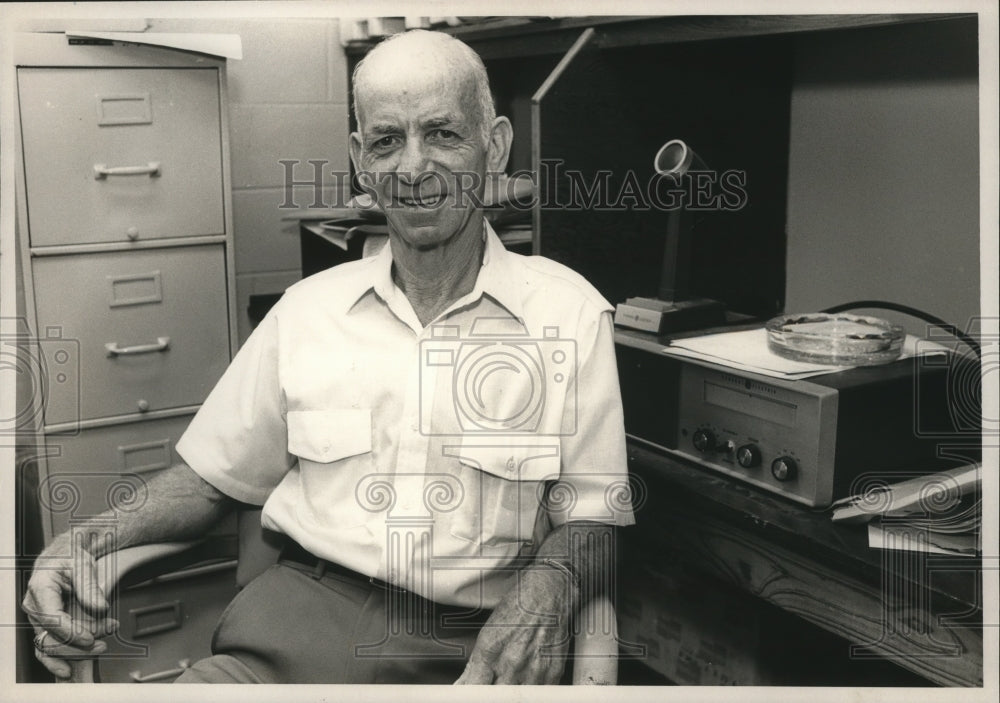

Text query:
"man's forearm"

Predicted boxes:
[[456, 520, 616, 683], [43, 462, 234, 559], [529, 521, 614, 613]]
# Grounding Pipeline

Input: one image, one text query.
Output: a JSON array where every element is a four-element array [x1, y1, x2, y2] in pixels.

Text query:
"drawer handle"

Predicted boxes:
[[130, 659, 191, 683], [105, 336, 170, 357], [93, 161, 161, 179]]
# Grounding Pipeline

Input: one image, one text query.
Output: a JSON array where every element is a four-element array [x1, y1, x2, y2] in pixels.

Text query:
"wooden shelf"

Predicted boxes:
[[625, 440, 983, 687], [344, 13, 972, 59]]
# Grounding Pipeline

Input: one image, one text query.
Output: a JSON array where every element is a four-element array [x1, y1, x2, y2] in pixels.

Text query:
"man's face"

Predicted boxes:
[[351, 71, 492, 251]]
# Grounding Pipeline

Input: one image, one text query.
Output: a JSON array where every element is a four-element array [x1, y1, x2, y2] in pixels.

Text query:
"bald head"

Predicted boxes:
[[352, 30, 496, 145]]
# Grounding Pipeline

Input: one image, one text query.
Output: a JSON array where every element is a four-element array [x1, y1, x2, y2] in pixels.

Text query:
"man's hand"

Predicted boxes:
[[455, 564, 579, 685], [22, 540, 119, 680], [20, 463, 229, 680]]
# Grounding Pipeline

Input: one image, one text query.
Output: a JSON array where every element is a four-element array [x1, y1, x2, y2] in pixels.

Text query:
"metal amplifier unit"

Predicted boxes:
[[616, 335, 978, 507]]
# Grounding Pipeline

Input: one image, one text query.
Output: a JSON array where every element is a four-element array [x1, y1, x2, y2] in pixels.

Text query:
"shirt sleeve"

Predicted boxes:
[[176, 310, 293, 505], [548, 309, 636, 528]]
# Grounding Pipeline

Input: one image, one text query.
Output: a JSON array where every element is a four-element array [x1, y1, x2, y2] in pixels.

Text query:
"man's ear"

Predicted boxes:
[[486, 116, 513, 174], [349, 132, 364, 175]]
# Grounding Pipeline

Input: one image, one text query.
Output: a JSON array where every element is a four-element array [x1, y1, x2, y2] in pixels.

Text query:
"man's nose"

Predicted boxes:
[[395, 139, 430, 183]]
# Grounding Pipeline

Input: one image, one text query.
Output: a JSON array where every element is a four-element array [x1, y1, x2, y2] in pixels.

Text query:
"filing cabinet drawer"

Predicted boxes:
[[18, 67, 224, 247], [99, 560, 238, 683], [40, 415, 191, 537], [32, 245, 231, 426]]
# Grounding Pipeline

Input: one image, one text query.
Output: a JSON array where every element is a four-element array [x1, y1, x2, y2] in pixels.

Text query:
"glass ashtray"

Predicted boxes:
[[765, 313, 905, 366]]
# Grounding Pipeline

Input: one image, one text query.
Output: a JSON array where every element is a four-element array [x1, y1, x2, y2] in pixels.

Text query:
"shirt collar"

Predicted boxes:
[[346, 220, 525, 322], [474, 220, 525, 321]]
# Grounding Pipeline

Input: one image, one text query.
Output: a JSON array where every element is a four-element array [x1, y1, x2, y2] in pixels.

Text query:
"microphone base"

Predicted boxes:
[[614, 297, 726, 334]]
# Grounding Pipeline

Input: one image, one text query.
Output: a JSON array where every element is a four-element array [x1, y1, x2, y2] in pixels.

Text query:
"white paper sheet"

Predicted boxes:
[[831, 463, 980, 523], [301, 223, 349, 251], [867, 522, 977, 556], [661, 328, 947, 380], [65, 31, 243, 60]]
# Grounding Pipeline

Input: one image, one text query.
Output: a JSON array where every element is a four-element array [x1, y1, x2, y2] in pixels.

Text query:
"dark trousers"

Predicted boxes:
[[175, 560, 488, 683]]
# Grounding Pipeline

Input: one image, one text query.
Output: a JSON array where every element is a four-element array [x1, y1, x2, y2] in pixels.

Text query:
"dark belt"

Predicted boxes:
[[280, 538, 493, 625], [279, 539, 401, 591]]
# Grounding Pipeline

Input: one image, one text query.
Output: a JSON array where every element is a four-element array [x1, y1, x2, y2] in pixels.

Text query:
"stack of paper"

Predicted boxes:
[[661, 328, 946, 380], [831, 464, 981, 556]]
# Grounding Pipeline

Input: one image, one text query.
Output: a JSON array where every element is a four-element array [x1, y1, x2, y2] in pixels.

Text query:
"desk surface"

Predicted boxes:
[[623, 441, 983, 686]]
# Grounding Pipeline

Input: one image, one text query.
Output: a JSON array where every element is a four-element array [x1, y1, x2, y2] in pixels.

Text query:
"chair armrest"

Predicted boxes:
[[94, 541, 204, 592], [67, 542, 617, 684], [572, 595, 618, 685], [65, 541, 202, 683]]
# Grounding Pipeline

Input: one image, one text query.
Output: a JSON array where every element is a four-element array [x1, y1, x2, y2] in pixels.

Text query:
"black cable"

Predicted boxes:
[[819, 300, 981, 359]]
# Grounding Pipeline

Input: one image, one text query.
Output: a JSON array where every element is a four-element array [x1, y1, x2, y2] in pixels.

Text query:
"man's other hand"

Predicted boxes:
[[22, 540, 119, 680], [455, 564, 579, 685]]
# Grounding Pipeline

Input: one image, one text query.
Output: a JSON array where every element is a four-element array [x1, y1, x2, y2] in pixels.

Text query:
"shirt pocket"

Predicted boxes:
[[286, 409, 373, 528], [287, 409, 372, 463], [446, 438, 561, 547]]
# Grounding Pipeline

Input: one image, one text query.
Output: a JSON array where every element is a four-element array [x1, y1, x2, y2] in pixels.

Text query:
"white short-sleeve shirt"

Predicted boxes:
[[177, 222, 634, 608]]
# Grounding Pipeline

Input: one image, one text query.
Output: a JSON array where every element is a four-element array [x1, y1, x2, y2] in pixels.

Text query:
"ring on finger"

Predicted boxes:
[[33, 631, 49, 651]]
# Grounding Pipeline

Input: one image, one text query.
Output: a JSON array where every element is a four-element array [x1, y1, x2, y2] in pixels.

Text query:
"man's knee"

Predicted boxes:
[[174, 654, 265, 683]]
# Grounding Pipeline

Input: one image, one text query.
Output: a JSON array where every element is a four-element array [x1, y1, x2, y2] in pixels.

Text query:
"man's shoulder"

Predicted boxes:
[[273, 258, 375, 315], [284, 257, 374, 297], [510, 253, 612, 314]]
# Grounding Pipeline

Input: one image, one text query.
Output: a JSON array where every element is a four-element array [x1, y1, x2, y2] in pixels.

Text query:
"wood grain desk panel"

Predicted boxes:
[[624, 441, 983, 687]]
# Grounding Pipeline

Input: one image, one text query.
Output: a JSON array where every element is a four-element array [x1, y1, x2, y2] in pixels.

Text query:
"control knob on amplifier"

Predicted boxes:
[[692, 429, 715, 452], [692, 429, 734, 455], [736, 444, 761, 468], [771, 456, 797, 481]]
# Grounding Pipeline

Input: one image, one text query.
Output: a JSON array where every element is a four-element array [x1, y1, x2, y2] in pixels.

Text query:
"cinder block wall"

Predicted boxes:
[[150, 17, 352, 344], [784, 19, 979, 335]]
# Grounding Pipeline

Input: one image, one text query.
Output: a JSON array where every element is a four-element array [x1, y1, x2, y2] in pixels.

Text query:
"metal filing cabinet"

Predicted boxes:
[[31, 246, 231, 425], [41, 415, 193, 537], [13, 33, 240, 682], [17, 67, 226, 248]]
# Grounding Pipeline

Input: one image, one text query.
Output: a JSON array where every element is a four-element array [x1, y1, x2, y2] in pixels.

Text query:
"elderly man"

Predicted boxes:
[[23, 29, 633, 685]]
